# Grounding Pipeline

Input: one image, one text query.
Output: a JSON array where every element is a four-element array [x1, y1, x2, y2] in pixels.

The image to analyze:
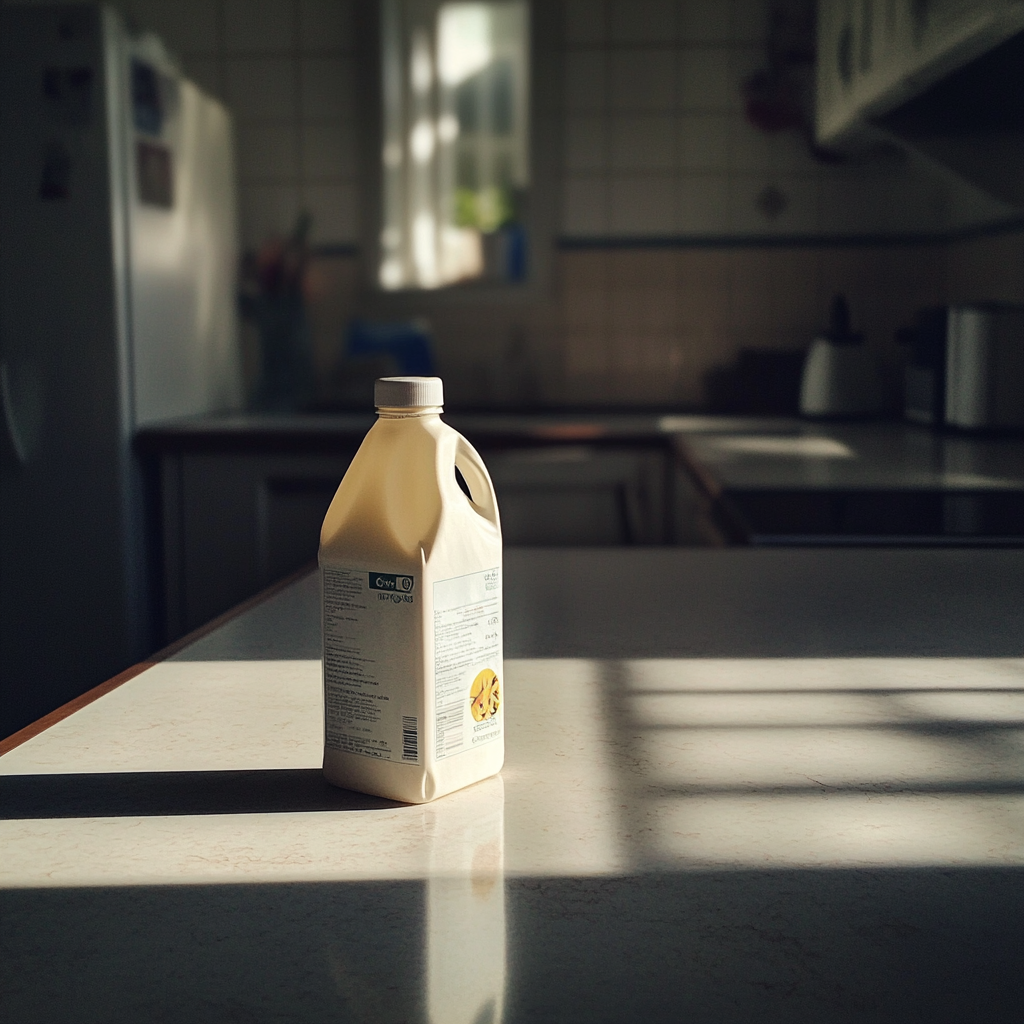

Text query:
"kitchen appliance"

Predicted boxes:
[[903, 306, 949, 425], [799, 295, 885, 417], [946, 304, 1024, 429], [0, 4, 241, 737]]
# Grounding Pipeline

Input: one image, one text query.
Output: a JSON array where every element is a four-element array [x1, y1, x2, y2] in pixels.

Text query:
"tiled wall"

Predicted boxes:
[[946, 230, 1024, 306], [50, 0, 965, 251], [110, 0, 358, 248], [555, 244, 949, 406], [7, 0, 1019, 408], [552, 0, 948, 406], [558, 0, 952, 241]]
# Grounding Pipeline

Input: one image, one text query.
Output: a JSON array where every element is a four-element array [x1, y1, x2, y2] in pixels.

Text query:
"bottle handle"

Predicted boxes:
[[454, 435, 501, 531]]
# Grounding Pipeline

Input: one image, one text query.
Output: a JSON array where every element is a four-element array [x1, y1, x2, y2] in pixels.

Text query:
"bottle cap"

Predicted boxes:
[[374, 376, 444, 408]]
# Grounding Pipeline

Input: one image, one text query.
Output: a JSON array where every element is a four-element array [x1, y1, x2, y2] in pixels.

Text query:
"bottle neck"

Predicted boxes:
[[376, 405, 443, 420]]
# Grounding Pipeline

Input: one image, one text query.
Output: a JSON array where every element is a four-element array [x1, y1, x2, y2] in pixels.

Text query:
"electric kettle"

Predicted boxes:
[[799, 295, 884, 417]]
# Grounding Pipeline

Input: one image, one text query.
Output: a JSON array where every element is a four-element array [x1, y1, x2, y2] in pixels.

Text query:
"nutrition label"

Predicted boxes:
[[433, 567, 502, 760], [322, 567, 419, 764]]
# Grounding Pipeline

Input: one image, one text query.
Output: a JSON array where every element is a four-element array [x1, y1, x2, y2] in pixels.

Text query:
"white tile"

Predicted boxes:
[[128, 0, 219, 55], [564, 0, 606, 45], [303, 182, 358, 243], [678, 174, 729, 233], [301, 121, 357, 179], [564, 115, 608, 172], [561, 176, 609, 236], [223, 0, 297, 54], [731, 0, 768, 44], [818, 178, 886, 235], [728, 115, 775, 172], [299, 0, 353, 52], [677, 113, 730, 170], [180, 55, 223, 101], [300, 56, 354, 120], [225, 57, 298, 120], [609, 174, 678, 234], [564, 51, 607, 113], [610, 50, 675, 111], [883, 171, 950, 234], [730, 175, 820, 235], [609, 0, 677, 44], [240, 183, 302, 247], [819, 171, 949, 236], [731, 121, 823, 177], [611, 114, 676, 171], [565, 333, 611, 377], [678, 47, 735, 110], [678, 0, 731, 43], [236, 122, 300, 183], [728, 45, 763, 110], [764, 130, 823, 174]]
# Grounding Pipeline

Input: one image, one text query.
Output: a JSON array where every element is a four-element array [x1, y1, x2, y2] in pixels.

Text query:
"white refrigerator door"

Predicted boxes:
[[125, 57, 242, 427], [1, 5, 144, 738]]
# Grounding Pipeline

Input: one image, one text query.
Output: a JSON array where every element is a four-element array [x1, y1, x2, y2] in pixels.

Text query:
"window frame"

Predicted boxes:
[[353, 0, 559, 307]]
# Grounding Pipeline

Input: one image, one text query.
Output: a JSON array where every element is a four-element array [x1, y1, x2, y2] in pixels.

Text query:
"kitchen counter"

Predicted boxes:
[[672, 421, 1024, 544], [3, 548, 1024, 1022]]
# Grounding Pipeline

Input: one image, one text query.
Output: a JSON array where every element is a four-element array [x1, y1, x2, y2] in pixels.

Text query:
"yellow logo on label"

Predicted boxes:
[[470, 668, 500, 722]]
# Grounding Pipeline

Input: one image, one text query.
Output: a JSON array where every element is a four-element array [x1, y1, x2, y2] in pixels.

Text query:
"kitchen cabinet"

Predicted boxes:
[[816, 0, 1024, 147], [159, 450, 357, 638], [483, 445, 669, 546], [142, 412, 690, 644]]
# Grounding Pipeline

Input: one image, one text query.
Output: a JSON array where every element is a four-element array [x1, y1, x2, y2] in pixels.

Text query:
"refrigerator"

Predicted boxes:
[[1, 4, 242, 738]]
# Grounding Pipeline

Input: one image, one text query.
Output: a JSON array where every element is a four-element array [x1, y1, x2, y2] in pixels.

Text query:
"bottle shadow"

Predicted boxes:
[[0, 767, 401, 820]]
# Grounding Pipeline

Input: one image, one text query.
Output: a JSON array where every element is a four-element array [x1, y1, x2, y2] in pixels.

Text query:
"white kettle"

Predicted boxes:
[[799, 295, 884, 417]]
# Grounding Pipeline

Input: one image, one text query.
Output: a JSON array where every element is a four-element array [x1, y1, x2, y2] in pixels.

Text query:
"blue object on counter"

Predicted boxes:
[[504, 223, 527, 283], [347, 319, 435, 376]]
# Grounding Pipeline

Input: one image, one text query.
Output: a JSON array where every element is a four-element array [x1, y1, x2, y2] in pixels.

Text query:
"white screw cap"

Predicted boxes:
[[374, 376, 444, 408]]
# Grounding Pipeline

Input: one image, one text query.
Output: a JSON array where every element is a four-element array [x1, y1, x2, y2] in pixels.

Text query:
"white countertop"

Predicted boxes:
[[3, 549, 1024, 1022]]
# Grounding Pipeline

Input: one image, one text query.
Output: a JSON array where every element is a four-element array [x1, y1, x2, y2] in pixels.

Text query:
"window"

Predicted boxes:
[[379, 1, 530, 290]]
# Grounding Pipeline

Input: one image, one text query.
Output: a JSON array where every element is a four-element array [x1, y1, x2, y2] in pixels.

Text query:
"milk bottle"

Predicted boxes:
[[320, 377, 503, 803]]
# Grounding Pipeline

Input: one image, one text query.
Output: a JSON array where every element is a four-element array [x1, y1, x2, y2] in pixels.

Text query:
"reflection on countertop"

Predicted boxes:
[[2, 549, 1024, 1021]]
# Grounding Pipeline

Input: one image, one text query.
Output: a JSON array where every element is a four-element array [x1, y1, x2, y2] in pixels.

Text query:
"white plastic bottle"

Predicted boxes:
[[319, 377, 503, 803]]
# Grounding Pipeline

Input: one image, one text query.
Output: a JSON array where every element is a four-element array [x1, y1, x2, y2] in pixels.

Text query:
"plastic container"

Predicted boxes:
[[319, 376, 503, 803]]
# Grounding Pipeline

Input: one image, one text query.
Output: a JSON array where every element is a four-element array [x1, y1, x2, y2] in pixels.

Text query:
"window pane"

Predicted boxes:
[[380, 0, 529, 290]]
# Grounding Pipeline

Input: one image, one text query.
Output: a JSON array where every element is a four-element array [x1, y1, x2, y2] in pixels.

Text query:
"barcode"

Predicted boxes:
[[402, 716, 418, 762]]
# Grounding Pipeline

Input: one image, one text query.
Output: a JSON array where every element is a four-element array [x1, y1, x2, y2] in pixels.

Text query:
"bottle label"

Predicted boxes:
[[322, 567, 420, 764], [433, 567, 502, 760]]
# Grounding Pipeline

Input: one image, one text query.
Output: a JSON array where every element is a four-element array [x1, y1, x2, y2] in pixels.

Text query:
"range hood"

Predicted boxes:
[[876, 30, 1024, 206], [816, 1, 1024, 207]]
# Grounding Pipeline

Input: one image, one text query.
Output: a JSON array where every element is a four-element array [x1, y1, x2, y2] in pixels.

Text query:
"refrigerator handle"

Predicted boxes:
[[0, 361, 29, 465]]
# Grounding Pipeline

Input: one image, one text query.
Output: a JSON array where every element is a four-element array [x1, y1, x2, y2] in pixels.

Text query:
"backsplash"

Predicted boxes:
[[308, 226, 1022, 409], [556, 244, 947, 406]]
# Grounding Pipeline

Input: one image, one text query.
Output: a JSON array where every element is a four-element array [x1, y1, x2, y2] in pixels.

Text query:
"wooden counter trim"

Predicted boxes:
[[0, 561, 317, 757], [671, 437, 747, 546]]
